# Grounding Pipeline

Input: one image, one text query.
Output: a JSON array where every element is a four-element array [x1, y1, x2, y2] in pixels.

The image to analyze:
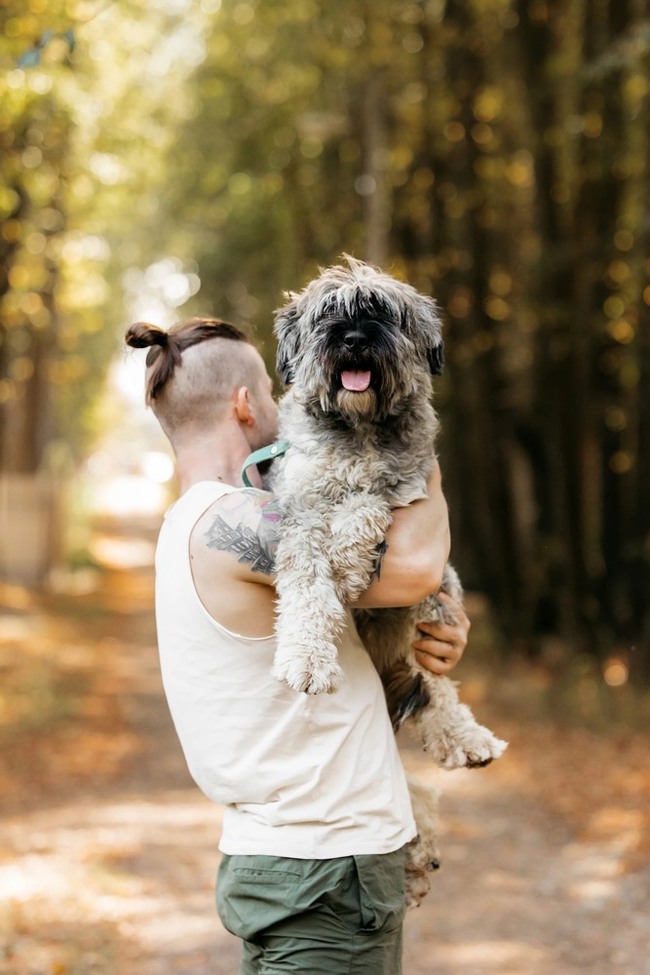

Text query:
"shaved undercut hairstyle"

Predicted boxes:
[[125, 317, 259, 444]]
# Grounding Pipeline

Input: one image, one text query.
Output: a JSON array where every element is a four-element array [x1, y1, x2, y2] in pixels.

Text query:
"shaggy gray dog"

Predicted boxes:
[[269, 256, 506, 904]]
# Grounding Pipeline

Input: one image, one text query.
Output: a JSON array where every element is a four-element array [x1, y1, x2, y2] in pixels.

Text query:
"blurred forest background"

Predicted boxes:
[[1, 0, 649, 691]]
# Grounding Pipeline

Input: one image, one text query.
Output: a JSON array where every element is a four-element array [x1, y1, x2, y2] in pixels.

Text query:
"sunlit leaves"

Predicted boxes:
[[0, 0, 648, 652], [0, 0, 212, 469]]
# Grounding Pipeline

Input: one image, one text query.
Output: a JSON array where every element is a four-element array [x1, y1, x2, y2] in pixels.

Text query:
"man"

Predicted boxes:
[[126, 315, 470, 974]]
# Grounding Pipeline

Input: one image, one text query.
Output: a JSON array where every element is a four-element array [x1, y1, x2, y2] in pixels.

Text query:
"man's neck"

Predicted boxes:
[[174, 424, 257, 494]]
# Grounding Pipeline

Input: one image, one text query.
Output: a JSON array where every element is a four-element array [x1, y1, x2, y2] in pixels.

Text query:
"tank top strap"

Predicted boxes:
[[163, 480, 241, 530]]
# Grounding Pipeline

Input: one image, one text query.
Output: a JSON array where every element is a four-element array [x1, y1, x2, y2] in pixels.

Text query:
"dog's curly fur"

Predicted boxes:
[[269, 256, 507, 905], [403, 776, 441, 909]]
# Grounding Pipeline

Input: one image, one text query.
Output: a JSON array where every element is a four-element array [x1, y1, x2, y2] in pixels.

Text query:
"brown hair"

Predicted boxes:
[[125, 317, 250, 404]]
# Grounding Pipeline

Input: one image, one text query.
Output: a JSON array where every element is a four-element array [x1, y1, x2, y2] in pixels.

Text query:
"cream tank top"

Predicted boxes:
[[154, 481, 416, 859]]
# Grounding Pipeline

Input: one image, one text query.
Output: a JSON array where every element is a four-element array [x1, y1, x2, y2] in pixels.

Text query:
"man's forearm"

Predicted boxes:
[[354, 461, 450, 609]]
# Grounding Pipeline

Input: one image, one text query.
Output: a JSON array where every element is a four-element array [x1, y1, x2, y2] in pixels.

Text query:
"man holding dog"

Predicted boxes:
[[126, 311, 470, 974]]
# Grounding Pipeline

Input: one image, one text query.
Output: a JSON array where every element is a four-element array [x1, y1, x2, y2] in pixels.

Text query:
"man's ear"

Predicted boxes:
[[233, 386, 255, 426]]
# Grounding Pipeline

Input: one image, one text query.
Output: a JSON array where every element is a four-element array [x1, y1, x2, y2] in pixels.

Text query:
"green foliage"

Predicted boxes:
[[0, 0, 206, 469], [0, 0, 648, 662], [164, 0, 650, 663]]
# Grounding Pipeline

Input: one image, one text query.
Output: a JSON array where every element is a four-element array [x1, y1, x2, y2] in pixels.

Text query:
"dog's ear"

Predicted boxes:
[[407, 292, 445, 376], [274, 294, 301, 385], [427, 341, 445, 375], [276, 343, 298, 385]]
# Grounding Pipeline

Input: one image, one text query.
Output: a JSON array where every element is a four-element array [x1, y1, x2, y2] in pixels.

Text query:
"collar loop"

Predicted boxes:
[[241, 440, 290, 487]]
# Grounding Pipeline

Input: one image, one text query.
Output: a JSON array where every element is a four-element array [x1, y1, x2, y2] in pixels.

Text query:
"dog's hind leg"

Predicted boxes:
[[404, 775, 441, 909], [357, 580, 508, 768], [381, 654, 507, 768], [410, 671, 508, 768], [408, 585, 508, 768]]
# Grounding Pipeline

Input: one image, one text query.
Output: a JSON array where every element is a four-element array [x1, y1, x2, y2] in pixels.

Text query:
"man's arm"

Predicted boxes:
[[190, 461, 452, 637], [195, 462, 449, 601], [190, 489, 281, 639], [354, 461, 450, 609], [352, 461, 469, 675]]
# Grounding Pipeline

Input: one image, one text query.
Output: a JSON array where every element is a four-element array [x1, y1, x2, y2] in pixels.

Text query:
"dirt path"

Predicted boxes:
[[402, 753, 649, 975], [0, 521, 648, 975]]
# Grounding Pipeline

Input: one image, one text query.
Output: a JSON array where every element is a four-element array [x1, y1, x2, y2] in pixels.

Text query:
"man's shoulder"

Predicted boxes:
[[197, 485, 278, 522], [191, 486, 281, 581]]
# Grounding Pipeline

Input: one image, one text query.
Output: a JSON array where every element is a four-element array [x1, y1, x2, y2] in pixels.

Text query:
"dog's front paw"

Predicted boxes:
[[272, 645, 343, 695]]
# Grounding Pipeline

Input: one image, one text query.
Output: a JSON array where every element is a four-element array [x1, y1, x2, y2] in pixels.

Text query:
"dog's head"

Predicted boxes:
[[274, 255, 444, 423]]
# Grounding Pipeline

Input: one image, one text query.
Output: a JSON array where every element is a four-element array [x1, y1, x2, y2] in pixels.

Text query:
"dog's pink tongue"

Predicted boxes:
[[341, 370, 371, 392]]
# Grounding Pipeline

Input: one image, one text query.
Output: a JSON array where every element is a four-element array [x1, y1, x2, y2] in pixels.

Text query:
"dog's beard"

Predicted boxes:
[[311, 356, 408, 423], [335, 386, 378, 420], [317, 351, 392, 420]]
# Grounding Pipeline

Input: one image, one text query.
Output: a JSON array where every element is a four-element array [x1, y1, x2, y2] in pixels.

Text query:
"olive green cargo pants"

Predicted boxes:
[[216, 847, 407, 974]]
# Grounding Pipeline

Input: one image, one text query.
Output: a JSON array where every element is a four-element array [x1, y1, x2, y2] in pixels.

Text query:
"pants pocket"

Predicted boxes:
[[352, 847, 407, 933], [217, 855, 301, 942]]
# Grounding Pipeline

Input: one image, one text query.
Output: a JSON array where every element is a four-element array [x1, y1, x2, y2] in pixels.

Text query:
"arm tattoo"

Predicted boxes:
[[205, 516, 275, 574], [372, 539, 389, 581], [204, 491, 281, 576]]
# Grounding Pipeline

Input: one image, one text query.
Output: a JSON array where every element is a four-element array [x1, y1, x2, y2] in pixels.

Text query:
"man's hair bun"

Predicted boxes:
[[125, 321, 170, 350], [125, 321, 181, 401], [124, 316, 250, 403]]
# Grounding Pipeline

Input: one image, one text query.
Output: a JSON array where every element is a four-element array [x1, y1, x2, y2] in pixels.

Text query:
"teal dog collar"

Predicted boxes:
[[241, 440, 290, 487]]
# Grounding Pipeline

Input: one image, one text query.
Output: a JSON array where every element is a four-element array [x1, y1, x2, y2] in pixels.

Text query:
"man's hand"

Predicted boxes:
[[412, 592, 470, 676]]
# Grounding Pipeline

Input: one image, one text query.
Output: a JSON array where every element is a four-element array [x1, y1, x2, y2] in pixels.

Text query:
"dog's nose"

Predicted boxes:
[[343, 329, 366, 350]]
